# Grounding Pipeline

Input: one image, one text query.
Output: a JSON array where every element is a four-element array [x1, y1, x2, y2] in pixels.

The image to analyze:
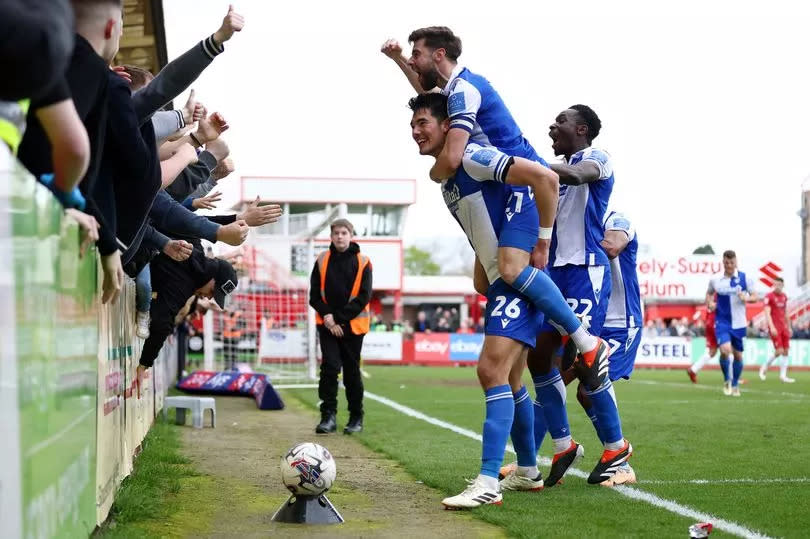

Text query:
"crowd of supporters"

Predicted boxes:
[[1, 1, 280, 374]]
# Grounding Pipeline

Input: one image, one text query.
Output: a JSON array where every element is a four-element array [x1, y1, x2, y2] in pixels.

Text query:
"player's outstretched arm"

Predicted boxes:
[[549, 160, 601, 186], [600, 230, 630, 259], [430, 128, 469, 181], [381, 38, 428, 94]]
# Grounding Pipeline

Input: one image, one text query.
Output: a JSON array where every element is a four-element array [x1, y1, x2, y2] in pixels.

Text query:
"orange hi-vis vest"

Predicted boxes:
[[314, 250, 370, 335], [222, 312, 242, 339]]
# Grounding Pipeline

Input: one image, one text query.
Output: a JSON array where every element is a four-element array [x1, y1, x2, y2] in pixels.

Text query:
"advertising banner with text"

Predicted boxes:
[[413, 333, 451, 362], [636, 255, 722, 301], [362, 332, 403, 361]]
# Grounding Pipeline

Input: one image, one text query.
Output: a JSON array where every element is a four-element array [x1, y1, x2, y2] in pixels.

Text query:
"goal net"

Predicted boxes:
[[205, 204, 345, 386]]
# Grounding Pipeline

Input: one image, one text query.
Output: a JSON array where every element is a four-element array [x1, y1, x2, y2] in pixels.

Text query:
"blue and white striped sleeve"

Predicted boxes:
[[604, 212, 635, 240], [461, 144, 513, 183], [447, 79, 482, 133], [582, 147, 613, 180]]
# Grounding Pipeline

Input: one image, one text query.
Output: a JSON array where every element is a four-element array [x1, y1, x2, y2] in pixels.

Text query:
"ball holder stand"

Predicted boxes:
[[271, 493, 344, 524]]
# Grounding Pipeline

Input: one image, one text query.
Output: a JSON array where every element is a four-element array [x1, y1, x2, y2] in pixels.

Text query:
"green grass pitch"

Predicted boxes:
[[286, 367, 810, 538]]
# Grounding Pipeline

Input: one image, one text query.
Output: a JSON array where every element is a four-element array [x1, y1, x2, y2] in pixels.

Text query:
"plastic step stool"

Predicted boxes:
[[163, 396, 216, 428]]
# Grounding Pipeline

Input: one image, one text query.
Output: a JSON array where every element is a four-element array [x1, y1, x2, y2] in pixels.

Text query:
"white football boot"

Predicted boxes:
[[442, 477, 502, 509], [499, 470, 544, 491]]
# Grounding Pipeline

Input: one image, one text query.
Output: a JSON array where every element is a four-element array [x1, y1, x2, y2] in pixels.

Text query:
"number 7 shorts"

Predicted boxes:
[[484, 278, 541, 348], [601, 326, 642, 381]]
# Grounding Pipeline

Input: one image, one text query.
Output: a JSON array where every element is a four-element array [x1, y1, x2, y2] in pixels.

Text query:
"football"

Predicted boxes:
[[280, 442, 336, 496]]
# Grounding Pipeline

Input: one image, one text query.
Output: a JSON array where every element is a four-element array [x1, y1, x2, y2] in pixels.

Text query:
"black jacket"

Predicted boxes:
[[0, 0, 73, 102], [18, 35, 117, 254], [139, 245, 217, 367], [164, 151, 218, 202], [309, 242, 372, 332], [103, 71, 162, 261]]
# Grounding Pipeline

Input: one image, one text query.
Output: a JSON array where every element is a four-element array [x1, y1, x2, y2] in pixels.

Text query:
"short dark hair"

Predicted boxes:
[[774, 276, 784, 283], [408, 93, 448, 122], [71, 0, 123, 22], [569, 104, 601, 142], [408, 27, 462, 61], [71, 0, 123, 10], [723, 250, 737, 259]]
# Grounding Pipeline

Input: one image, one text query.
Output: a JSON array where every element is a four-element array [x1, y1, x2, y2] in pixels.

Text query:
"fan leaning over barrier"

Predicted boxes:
[[136, 243, 238, 379]]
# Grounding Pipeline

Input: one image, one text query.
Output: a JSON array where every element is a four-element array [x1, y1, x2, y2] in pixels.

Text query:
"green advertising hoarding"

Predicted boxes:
[[1, 154, 97, 538], [691, 337, 810, 367]]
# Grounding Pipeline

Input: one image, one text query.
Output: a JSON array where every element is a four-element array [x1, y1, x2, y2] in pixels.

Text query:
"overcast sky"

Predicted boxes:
[[162, 0, 810, 283]]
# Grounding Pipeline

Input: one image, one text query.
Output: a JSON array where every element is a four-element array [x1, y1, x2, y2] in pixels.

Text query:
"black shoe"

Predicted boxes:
[[588, 440, 632, 485], [343, 414, 363, 434], [546, 441, 584, 487], [573, 338, 611, 391], [315, 413, 336, 434]]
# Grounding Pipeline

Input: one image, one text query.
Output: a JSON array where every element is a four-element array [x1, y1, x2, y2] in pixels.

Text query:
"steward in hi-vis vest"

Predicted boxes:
[[309, 219, 373, 435]]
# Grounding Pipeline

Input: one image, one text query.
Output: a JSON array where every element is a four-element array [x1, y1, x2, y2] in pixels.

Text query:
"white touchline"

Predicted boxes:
[[639, 478, 810, 485], [633, 379, 808, 399], [365, 391, 773, 539], [619, 399, 804, 405]]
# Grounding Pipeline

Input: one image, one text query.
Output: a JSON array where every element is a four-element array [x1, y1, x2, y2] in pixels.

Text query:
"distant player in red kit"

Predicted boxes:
[[687, 296, 718, 383], [759, 277, 795, 383]]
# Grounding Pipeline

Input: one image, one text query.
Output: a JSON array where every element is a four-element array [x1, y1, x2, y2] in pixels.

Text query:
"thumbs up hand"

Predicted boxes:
[[213, 5, 245, 45]]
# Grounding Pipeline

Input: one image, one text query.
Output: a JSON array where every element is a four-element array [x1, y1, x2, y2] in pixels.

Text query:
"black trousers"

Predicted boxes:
[[317, 326, 364, 416]]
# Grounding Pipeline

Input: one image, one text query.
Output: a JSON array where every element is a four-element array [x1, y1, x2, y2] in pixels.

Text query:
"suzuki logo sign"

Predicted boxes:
[[759, 261, 782, 288]]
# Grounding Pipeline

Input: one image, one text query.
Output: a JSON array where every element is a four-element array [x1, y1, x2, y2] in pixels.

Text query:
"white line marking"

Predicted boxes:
[[365, 390, 773, 539], [639, 478, 810, 485], [618, 399, 803, 405], [634, 379, 808, 399], [274, 384, 318, 389], [25, 406, 94, 458]]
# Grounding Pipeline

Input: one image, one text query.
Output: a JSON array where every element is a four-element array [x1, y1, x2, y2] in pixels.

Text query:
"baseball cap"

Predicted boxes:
[[213, 259, 238, 309]]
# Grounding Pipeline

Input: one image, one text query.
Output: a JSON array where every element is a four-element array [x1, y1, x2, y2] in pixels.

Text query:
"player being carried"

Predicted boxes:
[[383, 26, 612, 492], [687, 296, 718, 383], [759, 277, 795, 383], [707, 250, 758, 396]]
